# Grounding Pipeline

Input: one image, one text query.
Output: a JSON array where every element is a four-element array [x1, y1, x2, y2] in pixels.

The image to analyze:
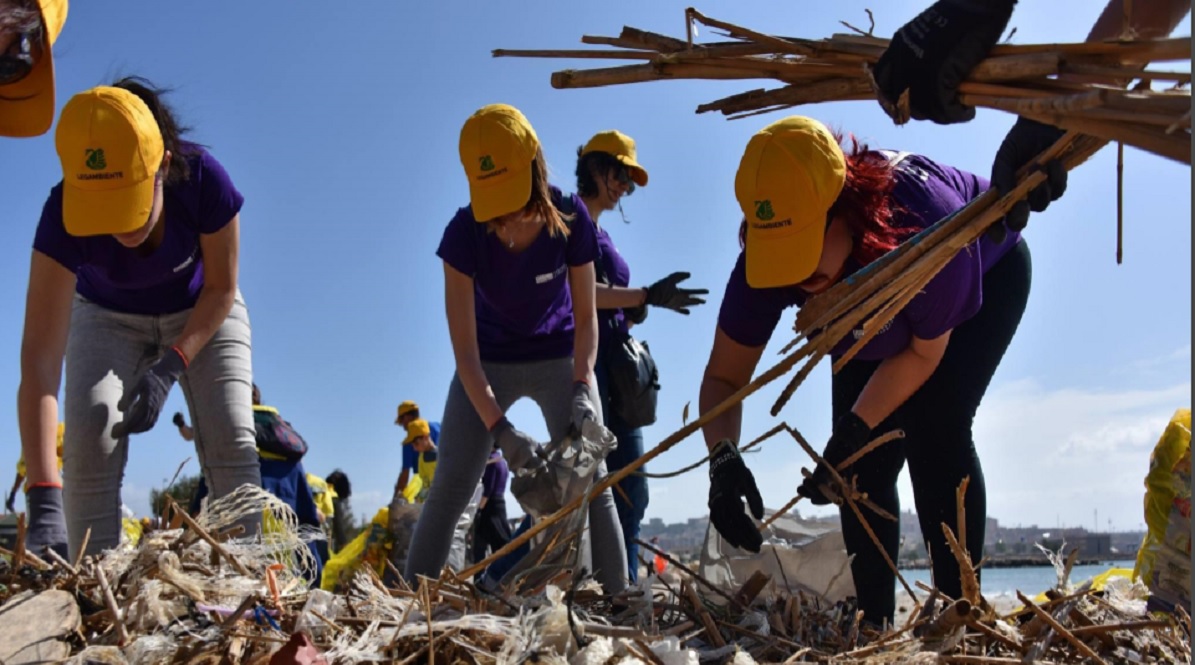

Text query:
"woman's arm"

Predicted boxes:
[[172, 216, 240, 362], [595, 283, 646, 310], [444, 262, 504, 430], [569, 262, 599, 385], [699, 328, 767, 452], [17, 251, 76, 487], [851, 332, 951, 427]]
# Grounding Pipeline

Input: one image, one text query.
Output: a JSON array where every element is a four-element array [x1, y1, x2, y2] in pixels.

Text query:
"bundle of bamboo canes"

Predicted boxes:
[[494, 7, 1191, 164]]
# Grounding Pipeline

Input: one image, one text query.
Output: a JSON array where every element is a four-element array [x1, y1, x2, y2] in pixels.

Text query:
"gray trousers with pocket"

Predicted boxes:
[[63, 293, 261, 558], [404, 357, 629, 594]]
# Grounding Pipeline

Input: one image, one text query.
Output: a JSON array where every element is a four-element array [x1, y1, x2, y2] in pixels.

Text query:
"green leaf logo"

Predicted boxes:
[[85, 148, 107, 171], [479, 155, 495, 172], [755, 199, 774, 221]]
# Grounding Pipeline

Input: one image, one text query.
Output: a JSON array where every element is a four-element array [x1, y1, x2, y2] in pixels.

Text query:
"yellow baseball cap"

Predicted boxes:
[[581, 130, 648, 187], [395, 400, 418, 423], [735, 116, 846, 289], [56, 86, 164, 237], [459, 104, 540, 222], [0, 0, 68, 137], [404, 419, 431, 444]]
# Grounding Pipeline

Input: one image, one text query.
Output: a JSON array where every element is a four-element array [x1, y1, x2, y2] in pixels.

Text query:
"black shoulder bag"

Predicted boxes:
[[561, 195, 661, 429]]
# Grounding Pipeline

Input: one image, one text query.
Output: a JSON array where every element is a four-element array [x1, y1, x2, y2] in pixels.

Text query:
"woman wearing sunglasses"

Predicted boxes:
[[574, 130, 707, 581], [18, 77, 260, 558], [404, 104, 628, 595], [0, 0, 66, 137], [700, 116, 1033, 626]]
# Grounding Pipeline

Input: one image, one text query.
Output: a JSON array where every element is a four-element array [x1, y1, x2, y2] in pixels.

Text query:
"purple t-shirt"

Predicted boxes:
[[594, 225, 631, 336], [437, 187, 598, 362], [33, 145, 243, 315], [717, 152, 1021, 361], [481, 451, 510, 500]]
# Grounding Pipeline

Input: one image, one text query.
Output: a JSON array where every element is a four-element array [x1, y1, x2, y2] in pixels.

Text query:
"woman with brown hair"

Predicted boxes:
[[700, 115, 1034, 625], [403, 104, 627, 594]]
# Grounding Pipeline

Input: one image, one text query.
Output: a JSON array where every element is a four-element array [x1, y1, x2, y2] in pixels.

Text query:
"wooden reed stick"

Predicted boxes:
[[1015, 591, 1110, 665], [166, 496, 252, 577], [785, 425, 917, 604]]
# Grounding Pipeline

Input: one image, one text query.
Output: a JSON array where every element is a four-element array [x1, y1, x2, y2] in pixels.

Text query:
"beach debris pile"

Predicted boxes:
[[0, 482, 1189, 664]]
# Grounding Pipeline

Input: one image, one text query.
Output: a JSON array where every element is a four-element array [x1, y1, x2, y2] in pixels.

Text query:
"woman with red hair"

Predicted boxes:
[[699, 115, 1033, 626]]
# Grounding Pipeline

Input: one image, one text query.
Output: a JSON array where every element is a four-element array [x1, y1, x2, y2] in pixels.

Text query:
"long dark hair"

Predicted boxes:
[[111, 76, 194, 185], [739, 134, 912, 269]]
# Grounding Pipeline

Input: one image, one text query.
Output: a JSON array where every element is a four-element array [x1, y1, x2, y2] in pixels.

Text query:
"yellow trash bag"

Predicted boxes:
[[1031, 567, 1135, 605], [320, 507, 393, 592], [402, 475, 423, 504], [1134, 409, 1191, 585], [121, 517, 143, 547]]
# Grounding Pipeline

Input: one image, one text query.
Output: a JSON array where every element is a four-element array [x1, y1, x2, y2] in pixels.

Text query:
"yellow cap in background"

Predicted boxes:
[[459, 104, 539, 222], [581, 130, 648, 186], [396, 400, 418, 423], [735, 116, 845, 289], [404, 419, 431, 444]]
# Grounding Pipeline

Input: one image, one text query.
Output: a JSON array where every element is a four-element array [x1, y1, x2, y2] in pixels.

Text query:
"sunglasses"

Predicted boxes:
[[0, 32, 36, 86]]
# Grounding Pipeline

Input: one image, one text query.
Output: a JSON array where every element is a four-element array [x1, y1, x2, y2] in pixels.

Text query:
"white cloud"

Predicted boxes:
[[956, 378, 1189, 532]]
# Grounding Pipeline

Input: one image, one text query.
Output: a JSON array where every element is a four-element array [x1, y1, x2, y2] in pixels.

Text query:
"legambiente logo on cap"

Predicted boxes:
[[85, 148, 106, 170], [755, 199, 775, 221], [476, 154, 507, 181], [78, 147, 123, 181]]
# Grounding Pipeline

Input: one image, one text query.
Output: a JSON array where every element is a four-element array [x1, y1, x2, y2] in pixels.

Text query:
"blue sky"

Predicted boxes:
[[1, 1, 1190, 535]]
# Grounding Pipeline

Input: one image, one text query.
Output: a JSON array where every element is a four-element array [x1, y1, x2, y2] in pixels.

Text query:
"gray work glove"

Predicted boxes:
[[571, 381, 597, 432], [644, 272, 708, 315], [113, 348, 186, 438], [491, 418, 547, 473], [25, 485, 68, 559]]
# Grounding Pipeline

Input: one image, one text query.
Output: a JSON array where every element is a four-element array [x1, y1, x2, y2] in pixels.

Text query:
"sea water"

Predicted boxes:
[[898, 560, 1137, 600]]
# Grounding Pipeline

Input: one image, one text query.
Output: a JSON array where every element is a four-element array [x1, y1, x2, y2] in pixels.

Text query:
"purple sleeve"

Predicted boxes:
[[31, 184, 83, 273], [194, 150, 244, 234], [436, 208, 478, 276], [565, 194, 598, 266], [716, 251, 796, 348]]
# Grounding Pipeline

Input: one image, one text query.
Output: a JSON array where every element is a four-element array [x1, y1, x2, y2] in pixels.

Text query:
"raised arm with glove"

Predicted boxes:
[[872, 0, 1017, 126], [642, 272, 708, 315]]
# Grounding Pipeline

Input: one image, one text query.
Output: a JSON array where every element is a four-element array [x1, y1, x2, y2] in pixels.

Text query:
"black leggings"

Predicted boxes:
[[832, 240, 1031, 624]]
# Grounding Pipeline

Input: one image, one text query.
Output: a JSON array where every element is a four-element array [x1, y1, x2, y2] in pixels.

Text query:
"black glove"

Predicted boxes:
[[873, 0, 1017, 125], [25, 485, 68, 559], [571, 381, 597, 432], [172, 412, 187, 428], [5, 490, 16, 514], [708, 440, 764, 552], [113, 348, 187, 438], [986, 117, 1068, 242], [797, 412, 873, 505], [644, 272, 708, 315], [491, 417, 546, 472]]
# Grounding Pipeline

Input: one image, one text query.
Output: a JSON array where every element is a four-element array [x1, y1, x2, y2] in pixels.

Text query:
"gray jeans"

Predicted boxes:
[[63, 293, 261, 558], [405, 357, 629, 594]]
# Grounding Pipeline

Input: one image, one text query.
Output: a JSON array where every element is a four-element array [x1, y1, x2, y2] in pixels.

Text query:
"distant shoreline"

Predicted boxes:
[[899, 556, 1135, 570]]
